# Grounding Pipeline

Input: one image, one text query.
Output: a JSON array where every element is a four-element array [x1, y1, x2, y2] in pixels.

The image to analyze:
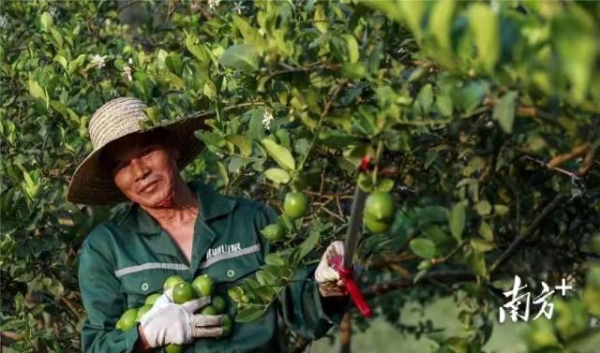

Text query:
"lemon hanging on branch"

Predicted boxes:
[[283, 192, 309, 219], [364, 192, 396, 234], [261, 223, 284, 242]]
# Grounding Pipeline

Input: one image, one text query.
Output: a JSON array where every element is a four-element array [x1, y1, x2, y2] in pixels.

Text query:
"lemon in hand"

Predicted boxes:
[[172, 282, 194, 304], [191, 275, 213, 298]]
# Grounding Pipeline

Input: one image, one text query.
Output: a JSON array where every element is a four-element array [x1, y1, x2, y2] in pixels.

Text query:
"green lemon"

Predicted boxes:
[[221, 315, 233, 337], [364, 192, 395, 221], [144, 293, 161, 306], [118, 308, 138, 331], [172, 282, 195, 304], [191, 275, 214, 298], [212, 296, 226, 314], [283, 192, 309, 219], [200, 305, 217, 315], [261, 224, 284, 242], [163, 275, 185, 292], [135, 304, 152, 322], [165, 344, 183, 353], [364, 215, 391, 234]]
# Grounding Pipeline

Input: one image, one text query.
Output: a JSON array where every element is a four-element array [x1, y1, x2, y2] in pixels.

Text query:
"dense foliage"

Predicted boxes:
[[1, 1, 599, 352]]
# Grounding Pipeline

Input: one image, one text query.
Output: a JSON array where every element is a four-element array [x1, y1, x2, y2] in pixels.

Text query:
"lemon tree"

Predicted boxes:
[[1, 1, 599, 352]]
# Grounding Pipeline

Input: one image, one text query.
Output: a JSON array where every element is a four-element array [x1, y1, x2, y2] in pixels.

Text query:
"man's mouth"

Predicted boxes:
[[139, 180, 159, 193]]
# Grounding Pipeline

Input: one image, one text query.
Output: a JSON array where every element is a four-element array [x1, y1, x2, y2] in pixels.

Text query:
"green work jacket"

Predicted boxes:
[[78, 180, 346, 353]]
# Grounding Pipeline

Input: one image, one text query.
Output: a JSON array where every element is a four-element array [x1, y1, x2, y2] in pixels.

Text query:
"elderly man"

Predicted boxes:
[[68, 97, 349, 352]]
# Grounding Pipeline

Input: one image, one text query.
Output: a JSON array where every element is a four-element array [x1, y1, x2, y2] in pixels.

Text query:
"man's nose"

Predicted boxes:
[[131, 158, 150, 180]]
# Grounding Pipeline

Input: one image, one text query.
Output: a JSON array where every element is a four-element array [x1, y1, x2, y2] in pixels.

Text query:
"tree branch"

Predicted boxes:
[[363, 270, 478, 298], [490, 193, 568, 273]]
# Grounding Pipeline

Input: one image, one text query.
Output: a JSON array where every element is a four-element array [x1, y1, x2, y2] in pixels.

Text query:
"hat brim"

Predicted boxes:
[[67, 117, 206, 206]]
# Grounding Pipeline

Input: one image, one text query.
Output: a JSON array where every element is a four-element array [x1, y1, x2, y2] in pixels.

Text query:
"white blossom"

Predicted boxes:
[[233, 2, 245, 15], [122, 66, 133, 82], [208, 0, 221, 11], [262, 110, 274, 130], [128, 58, 133, 65], [0, 15, 9, 29], [91, 54, 107, 69]]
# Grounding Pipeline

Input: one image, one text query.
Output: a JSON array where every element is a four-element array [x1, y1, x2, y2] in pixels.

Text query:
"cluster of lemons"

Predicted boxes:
[[116, 274, 231, 353], [261, 191, 397, 242]]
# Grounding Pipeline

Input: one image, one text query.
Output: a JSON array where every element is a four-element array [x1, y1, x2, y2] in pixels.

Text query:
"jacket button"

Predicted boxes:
[[227, 270, 235, 278], [141, 283, 149, 291]]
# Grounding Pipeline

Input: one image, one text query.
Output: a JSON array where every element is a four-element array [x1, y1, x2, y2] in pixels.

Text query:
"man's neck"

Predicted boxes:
[[141, 178, 200, 227]]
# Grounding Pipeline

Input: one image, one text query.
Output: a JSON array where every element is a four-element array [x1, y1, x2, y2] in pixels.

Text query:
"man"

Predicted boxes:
[[68, 97, 349, 352]]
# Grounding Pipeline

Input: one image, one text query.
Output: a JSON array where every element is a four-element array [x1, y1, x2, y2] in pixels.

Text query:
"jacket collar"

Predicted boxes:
[[115, 180, 237, 235]]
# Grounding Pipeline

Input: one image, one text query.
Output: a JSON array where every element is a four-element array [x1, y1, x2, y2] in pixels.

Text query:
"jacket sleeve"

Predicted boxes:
[[78, 227, 140, 352], [253, 203, 349, 340]]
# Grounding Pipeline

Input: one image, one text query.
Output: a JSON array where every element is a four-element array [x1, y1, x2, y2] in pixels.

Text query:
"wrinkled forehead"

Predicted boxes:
[[101, 129, 168, 164]]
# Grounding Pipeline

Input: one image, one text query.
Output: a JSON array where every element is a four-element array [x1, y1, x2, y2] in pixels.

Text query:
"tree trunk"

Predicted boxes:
[[340, 312, 352, 353]]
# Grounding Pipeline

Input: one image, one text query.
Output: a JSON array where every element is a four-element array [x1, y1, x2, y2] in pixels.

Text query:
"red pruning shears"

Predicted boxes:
[[329, 156, 373, 318]]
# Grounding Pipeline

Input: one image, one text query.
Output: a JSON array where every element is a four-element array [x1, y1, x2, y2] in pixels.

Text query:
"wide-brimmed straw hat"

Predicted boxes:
[[67, 97, 206, 206]]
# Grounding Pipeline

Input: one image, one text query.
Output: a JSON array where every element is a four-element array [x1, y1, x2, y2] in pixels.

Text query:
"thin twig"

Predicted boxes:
[[292, 81, 346, 183], [523, 155, 581, 180], [490, 193, 568, 273]]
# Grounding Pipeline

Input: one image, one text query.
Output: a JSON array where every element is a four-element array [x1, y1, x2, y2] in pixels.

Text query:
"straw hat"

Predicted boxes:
[[67, 97, 206, 206]]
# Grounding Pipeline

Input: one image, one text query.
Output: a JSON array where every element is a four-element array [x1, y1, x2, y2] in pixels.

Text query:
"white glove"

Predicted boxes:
[[315, 241, 347, 297], [139, 295, 224, 347]]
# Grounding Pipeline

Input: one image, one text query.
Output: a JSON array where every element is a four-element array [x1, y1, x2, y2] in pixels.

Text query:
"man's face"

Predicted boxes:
[[103, 133, 179, 208]]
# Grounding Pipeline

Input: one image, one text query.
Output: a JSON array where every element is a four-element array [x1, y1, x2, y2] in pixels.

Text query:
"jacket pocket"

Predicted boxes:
[[200, 243, 262, 285], [119, 269, 176, 308]]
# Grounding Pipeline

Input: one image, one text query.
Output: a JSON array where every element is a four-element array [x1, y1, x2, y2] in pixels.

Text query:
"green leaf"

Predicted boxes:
[[233, 15, 267, 48], [474, 200, 492, 216], [50, 27, 64, 47], [225, 135, 252, 157], [479, 221, 494, 242], [264, 253, 285, 266], [314, 4, 328, 33], [342, 35, 359, 63], [219, 44, 259, 73], [185, 34, 210, 63], [449, 203, 466, 240], [493, 91, 518, 133], [297, 228, 320, 263], [470, 238, 495, 252], [40, 12, 53, 32], [430, 0, 456, 51], [28, 78, 47, 105], [235, 306, 265, 323], [261, 139, 296, 171], [410, 238, 437, 259], [468, 4, 499, 70], [376, 179, 394, 193], [264, 168, 290, 184], [417, 206, 449, 224], [359, 0, 403, 23]]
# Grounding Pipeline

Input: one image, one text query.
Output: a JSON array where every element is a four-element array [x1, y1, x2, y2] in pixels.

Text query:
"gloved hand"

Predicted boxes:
[[139, 294, 224, 347], [315, 241, 347, 297]]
